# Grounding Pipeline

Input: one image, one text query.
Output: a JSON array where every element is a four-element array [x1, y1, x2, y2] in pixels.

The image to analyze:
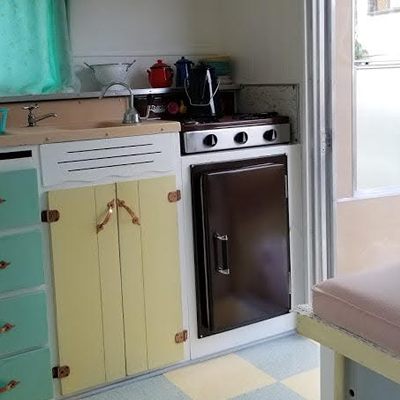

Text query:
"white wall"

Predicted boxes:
[[219, 0, 305, 84], [69, 0, 221, 57], [68, 0, 306, 90], [68, 0, 223, 91]]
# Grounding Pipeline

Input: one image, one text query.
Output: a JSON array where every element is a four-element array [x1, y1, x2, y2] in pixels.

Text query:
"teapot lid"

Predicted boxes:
[[150, 59, 171, 69], [175, 56, 193, 65]]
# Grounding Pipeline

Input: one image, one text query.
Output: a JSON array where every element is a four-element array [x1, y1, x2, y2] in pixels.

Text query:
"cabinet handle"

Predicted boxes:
[[97, 200, 115, 233], [214, 233, 230, 275], [0, 199, 5, 205], [0, 323, 15, 334], [117, 199, 141, 225], [0, 380, 20, 394], [0, 261, 10, 270]]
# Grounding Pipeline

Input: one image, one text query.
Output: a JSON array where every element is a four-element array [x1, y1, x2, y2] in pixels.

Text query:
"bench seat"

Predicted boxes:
[[313, 265, 400, 358]]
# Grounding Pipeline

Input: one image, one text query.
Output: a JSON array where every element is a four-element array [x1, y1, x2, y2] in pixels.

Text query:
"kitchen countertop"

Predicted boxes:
[[0, 120, 181, 148]]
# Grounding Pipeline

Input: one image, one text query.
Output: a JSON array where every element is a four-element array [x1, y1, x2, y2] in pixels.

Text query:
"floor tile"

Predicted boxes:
[[231, 383, 308, 400], [237, 334, 319, 380], [281, 368, 320, 400], [165, 353, 275, 400], [85, 375, 191, 400]]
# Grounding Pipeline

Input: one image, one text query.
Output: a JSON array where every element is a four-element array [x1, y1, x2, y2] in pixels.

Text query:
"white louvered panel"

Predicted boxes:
[[40, 133, 178, 188]]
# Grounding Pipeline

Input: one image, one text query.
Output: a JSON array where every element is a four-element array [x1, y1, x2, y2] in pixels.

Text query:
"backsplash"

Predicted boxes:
[[237, 85, 300, 142]]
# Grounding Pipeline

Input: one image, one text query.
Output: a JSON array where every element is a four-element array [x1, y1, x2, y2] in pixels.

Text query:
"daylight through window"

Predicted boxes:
[[368, 0, 400, 14]]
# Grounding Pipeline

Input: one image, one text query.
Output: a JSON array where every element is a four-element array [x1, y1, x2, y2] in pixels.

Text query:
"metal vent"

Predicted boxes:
[[40, 135, 176, 187]]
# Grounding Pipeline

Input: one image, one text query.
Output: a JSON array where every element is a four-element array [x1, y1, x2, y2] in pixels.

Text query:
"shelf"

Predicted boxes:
[[0, 84, 241, 104]]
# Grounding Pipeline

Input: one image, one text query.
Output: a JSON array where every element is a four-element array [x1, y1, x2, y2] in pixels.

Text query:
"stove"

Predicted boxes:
[[181, 113, 291, 154]]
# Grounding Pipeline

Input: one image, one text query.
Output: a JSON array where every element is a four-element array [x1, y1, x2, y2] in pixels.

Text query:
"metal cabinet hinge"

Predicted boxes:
[[321, 130, 332, 155], [168, 190, 182, 203], [175, 330, 188, 344], [41, 210, 60, 223], [52, 365, 70, 380], [326, 130, 332, 149]]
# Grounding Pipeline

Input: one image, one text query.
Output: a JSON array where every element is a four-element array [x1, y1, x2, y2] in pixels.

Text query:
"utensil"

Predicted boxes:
[[147, 60, 174, 88], [0, 109, 9, 134], [175, 57, 194, 87], [84, 61, 137, 90]]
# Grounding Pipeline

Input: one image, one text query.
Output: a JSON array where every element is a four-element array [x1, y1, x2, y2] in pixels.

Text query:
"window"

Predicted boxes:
[[355, 0, 400, 192], [368, 0, 400, 14]]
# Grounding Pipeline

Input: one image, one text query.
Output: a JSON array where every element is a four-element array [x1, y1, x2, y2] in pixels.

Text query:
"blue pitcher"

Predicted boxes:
[[175, 57, 194, 87], [0, 109, 8, 135]]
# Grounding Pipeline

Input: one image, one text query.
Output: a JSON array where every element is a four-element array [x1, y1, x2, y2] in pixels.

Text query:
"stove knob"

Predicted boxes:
[[264, 129, 278, 142], [234, 131, 248, 144], [203, 134, 218, 147]]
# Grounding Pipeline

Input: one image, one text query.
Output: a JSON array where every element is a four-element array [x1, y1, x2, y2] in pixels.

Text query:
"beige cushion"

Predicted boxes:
[[312, 265, 400, 357]]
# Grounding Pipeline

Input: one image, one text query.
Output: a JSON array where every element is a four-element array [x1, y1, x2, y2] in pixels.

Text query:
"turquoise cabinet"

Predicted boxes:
[[0, 292, 48, 357], [0, 231, 44, 293], [0, 170, 40, 229], [0, 348, 53, 400]]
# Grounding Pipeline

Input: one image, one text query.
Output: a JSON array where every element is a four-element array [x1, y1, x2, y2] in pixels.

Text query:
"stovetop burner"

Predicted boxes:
[[233, 112, 279, 121], [183, 117, 220, 126], [181, 112, 289, 132]]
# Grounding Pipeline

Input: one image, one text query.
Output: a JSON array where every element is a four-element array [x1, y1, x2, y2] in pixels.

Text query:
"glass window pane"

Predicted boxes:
[[355, 1, 400, 192], [356, 0, 400, 62], [356, 67, 400, 191]]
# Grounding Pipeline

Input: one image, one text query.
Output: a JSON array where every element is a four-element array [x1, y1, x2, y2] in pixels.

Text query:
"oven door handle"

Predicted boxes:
[[214, 233, 230, 275]]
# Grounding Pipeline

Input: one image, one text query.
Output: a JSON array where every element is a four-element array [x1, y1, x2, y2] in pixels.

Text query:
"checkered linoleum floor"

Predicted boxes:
[[86, 335, 320, 400]]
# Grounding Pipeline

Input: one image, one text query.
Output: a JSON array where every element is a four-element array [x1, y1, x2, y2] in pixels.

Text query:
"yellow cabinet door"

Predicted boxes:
[[116, 181, 148, 376], [139, 176, 184, 369], [49, 184, 125, 395], [95, 185, 126, 382]]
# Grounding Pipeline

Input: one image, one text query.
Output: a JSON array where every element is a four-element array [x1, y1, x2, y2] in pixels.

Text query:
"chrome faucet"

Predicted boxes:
[[23, 104, 57, 127], [100, 82, 141, 124]]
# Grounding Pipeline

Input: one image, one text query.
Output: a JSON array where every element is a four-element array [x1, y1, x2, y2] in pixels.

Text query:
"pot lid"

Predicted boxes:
[[175, 56, 194, 65], [150, 59, 172, 69]]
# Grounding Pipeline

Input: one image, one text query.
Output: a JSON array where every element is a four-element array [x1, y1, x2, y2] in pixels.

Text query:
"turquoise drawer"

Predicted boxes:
[[0, 231, 44, 293], [0, 292, 48, 357], [0, 169, 40, 229], [0, 348, 53, 400]]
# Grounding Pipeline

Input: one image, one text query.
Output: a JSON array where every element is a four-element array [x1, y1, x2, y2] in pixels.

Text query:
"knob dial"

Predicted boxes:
[[264, 129, 278, 142], [203, 134, 218, 147], [234, 131, 248, 144]]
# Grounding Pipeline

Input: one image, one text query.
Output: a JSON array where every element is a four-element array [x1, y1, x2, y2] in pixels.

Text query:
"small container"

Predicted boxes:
[[201, 56, 232, 77], [175, 57, 194, 87], [147, 60, 174, 88], [0, 109, 9, 134]]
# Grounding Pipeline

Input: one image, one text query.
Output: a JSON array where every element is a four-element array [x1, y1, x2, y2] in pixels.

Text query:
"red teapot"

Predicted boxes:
[[147, 60, 174, 88]]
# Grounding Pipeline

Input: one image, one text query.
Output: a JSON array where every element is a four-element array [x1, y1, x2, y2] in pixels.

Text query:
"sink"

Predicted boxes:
[[55, 120, 126, 130]]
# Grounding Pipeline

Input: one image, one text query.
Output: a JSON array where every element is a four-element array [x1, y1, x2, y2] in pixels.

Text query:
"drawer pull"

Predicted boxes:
[[117, 199, 141, 225], [0, 380, 20, 393], [97, 200, 115, 233], [0, 261, 10, 270], [0, 323, 15, 334]]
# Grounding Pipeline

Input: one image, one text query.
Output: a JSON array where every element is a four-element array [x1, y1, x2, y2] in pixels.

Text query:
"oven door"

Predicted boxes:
[[192, 156, 291, 337]]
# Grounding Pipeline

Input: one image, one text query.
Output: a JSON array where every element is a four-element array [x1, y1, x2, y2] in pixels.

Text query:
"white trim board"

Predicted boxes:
[[297, 312, 400, 385]]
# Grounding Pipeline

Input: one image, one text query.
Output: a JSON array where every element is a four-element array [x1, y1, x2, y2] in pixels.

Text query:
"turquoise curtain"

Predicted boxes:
[[0, 0, 80, 95]]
